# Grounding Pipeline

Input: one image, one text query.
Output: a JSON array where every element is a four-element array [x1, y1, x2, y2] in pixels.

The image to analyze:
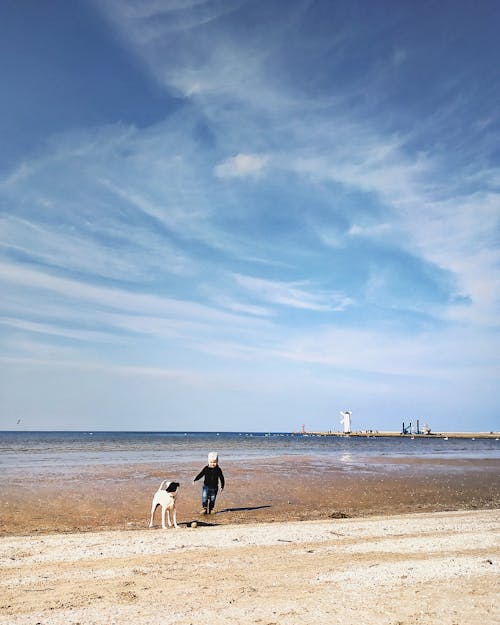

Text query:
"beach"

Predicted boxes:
[[1, 433, 499, 623], [1, 509, 498, 624]]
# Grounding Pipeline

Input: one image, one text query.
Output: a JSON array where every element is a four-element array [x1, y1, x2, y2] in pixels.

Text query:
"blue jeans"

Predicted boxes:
[[202, 486, 218, 512]]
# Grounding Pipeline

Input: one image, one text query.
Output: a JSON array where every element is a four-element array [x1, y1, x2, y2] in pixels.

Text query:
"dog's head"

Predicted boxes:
[[165, 481, 180, 493]]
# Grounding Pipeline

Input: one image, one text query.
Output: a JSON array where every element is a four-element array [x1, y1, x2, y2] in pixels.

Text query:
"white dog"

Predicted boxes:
[[149, 480, 180, 529]]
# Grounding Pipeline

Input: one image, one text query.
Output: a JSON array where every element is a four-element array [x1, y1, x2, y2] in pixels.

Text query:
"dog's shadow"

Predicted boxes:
[[216, 505, 272, 514]]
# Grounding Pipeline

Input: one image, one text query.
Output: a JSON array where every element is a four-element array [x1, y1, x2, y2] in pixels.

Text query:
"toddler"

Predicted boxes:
[[193, 452, 225, 514]]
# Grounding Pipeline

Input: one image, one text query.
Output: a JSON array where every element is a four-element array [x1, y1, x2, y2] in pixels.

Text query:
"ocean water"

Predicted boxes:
[[0, 431, 498, 475]]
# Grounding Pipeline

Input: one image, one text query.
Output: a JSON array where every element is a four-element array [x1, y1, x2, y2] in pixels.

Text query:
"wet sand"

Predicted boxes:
[[1, 456, 498, 536]]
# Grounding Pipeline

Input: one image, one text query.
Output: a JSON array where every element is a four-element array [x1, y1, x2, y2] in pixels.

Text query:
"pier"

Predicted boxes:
[[293, 430, 499, 439]]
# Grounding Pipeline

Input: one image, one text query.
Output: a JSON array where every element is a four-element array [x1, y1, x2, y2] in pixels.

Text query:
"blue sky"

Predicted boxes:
[[1, 0, 499, 432]]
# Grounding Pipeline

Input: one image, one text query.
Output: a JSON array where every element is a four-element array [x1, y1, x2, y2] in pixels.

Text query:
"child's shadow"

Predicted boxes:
[[216, 505, 272, 514]]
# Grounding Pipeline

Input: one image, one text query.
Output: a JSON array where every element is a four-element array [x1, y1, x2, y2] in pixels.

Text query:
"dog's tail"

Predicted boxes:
[[159, 480, 170, 490]]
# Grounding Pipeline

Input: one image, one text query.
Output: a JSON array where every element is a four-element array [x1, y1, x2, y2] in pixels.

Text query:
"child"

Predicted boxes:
[[193, 452, 225, 514]]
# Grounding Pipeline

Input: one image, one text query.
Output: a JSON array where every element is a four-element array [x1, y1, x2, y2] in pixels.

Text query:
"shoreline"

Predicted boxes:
[[1, 509, 498, 624]]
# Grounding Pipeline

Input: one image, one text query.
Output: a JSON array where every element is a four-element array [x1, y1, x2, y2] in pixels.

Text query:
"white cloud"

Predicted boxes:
[[348, 223, 393, 238], [214, 153, 269, 178]]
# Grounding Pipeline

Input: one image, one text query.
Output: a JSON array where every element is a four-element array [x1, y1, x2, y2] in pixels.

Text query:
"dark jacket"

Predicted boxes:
[[194, 465, 225, 490]]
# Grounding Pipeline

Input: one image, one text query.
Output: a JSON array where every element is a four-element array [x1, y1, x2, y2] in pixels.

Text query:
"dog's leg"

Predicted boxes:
[[166, 508, 172, 527], [172, 506, 178, 528], [161, 505, 167, 529], [149, 502, 157, 528]]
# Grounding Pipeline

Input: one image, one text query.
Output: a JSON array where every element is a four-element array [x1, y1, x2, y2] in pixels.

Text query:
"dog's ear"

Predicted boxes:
[[166, 482, 179, 492]]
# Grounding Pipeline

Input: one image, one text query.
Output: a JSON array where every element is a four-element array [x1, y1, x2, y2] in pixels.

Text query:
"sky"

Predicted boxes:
[[1, 0, 499, 433]]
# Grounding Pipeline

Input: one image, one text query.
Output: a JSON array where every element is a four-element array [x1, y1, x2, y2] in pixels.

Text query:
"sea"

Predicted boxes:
[[1, 431, 499, 476]]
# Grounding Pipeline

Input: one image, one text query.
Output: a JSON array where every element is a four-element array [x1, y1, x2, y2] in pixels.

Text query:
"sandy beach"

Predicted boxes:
[[1, 451, 499, 624], [1, 509, 498, 624]]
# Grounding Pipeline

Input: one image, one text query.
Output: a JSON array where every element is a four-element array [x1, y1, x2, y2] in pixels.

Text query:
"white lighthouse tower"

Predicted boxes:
[[339, 410, 352, 434]]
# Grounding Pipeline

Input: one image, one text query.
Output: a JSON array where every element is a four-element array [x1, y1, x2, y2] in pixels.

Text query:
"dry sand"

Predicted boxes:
[[1, 509, 498, 625]]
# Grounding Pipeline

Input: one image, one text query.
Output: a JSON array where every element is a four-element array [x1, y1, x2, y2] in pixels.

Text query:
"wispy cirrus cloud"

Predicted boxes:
[[231, 273, 353, 313], [0, 262, 271, 330], [0, 214, 191, 281], [0, 318, 119, 344]]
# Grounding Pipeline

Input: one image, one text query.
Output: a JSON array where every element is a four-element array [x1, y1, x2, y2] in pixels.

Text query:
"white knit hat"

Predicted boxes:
[[208, 452, 218, 462]]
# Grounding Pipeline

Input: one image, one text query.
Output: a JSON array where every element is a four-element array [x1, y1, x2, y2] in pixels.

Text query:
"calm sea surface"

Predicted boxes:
[[1, 431, 498, 475]]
